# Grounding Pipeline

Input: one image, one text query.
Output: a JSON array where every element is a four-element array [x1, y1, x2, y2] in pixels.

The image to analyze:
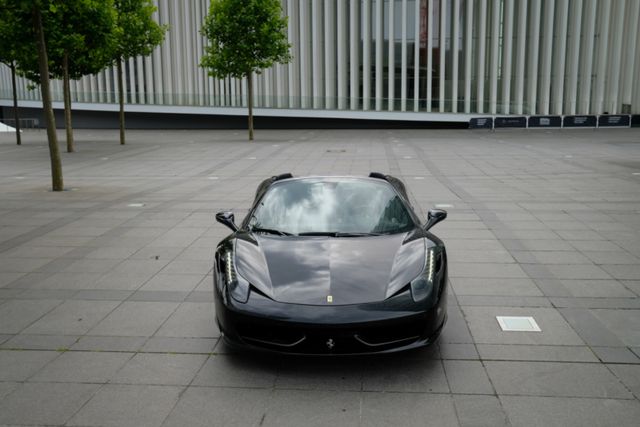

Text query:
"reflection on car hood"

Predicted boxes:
[[234, 233, 425, 305]]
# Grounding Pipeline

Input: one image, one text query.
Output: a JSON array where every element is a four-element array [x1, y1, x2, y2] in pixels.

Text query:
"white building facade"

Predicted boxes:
[[2, 0, 640, 124]]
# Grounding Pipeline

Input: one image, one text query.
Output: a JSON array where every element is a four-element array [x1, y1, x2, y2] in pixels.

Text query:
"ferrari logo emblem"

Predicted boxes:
[[326, 338, 335, 350], [327, 295, 333, 303]]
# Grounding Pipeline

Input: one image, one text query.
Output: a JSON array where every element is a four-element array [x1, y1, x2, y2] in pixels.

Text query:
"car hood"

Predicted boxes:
[[234, 233, 425, 305]]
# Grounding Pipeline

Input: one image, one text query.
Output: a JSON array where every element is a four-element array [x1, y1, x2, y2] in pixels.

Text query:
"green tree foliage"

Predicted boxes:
[[17, 0, 117, 153], [3, 0, 63, 191], [112, 0, 166, 145], [200, 0, 291, 141]]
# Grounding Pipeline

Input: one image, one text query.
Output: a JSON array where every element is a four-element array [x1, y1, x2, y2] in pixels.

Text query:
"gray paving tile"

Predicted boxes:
[[192, 354, 278, 388], [591, 309, 640, 347], [111, 353, 207, 385], [154, 302, 218, 338], [454, 395, 510, 427], [141, 337, 217, 354], [476, 344, 598, 362], [361, 357, 449, 393], [22, 300, 119, 335], [438, 342, 479, 360], [88, 301, 178, 337], [1, 334, 79, 350], [591, 346, 640, 363], [0, 350, 60, 380], [443, 360, 494, 394], [0, 382, 98, 425], [485, 361, 633, 398], [139, 273, 203, 292], [450, 278, 543, 296], [500, 396, 640, 427], [30, 350, 132, 383], [162, 387, 271, 427], [607, 364, 640, 399], [0, 381, 19, 400], [262, 389, 361, 427], [275, 358, 362, 391], [67, 384, 182, 427], [0, 299, 61, 334], [71, 335, 146, 352]]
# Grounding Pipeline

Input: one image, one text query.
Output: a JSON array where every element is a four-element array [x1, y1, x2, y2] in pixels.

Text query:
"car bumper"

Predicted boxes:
[[215, 286, 447, 355]]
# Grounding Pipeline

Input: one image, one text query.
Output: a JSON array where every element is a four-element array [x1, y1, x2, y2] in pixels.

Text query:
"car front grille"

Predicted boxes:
[[235, 316, 427, 354]]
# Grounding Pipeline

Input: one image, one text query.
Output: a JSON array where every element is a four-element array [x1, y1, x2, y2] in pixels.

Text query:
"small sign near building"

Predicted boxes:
[[469, 117, 493, 129], [528, 116, 562, 128], [563, 115, 597, 128], [598, 115, 631, 127], [494, 117, 527, 128]]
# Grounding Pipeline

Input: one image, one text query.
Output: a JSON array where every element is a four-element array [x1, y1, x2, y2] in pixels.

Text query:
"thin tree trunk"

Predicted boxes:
[[33, 6, 63, 191], [63, 50, 74, 153], [10, 63, 21, 146], [117, 59, 125, 145], [247, 71, 254, 141]]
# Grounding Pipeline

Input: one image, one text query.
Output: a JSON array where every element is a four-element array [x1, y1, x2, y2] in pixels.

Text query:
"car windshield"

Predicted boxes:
[[247, 178, 415, 236]]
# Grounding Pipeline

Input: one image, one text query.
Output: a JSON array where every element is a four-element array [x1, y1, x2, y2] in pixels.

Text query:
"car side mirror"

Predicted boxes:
[[425, 209, 447, 231], [216, 211, 238, 232]]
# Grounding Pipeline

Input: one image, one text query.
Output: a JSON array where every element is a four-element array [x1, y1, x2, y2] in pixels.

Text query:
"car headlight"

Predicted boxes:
[[410, 247, 443, 303], [218, 248, 250, 303]]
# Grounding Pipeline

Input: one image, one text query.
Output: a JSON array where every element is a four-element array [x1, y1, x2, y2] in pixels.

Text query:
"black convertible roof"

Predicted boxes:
[[252, 172, 409, 204]]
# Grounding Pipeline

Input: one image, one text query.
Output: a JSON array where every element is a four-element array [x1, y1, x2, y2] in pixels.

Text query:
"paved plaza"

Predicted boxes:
[[0, 127, 639, 426]]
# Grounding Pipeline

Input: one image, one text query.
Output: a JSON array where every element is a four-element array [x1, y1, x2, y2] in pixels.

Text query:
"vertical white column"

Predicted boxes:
[[184, 0, 194, 106], [527, 0, 541, 114], [426, 0, 434, 112], [136, 56, 145, 104], [337, 0, 348, 110], [565, 0, 581, 115], [514, 0, 527, 114], [363, 0, 372, 110], [451, 0, 460, 113], [375, 0, 383, 111], [161, 0, 172, 104], [312, 0, 324, 109], [325, 0, 336, 110], [388, 0, 395, 111], [488, 0, 499, 114], [551, 0, 569, 114], [621, 0, 640, 110], [350, 0, 360, 110], [105, 67, 112, 104], [593, 0, 610, 114], [401, 0, 408, 111], [579, 0, 596, 114], [413, 0, 420, 111], [464, 0, 473, 113], [439, 0, 446, 112], [287, 0, 299, 108], [501, 0, 513, 114], [300, 0, 312, 109], [606, 0, 625, 114], [538, 0, 555, 115], [128, 58, 137, 104], [194, 0, 203, 106], [97, 71, 105, 103], [477, 0, 486, 113]]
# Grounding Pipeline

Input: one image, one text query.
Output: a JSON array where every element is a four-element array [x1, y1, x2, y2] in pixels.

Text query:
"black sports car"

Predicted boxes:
[[213, 173, 448, 355]]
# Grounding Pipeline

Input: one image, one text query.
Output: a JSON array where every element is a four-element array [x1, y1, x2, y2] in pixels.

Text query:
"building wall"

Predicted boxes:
[[1, 0, 640, 118]]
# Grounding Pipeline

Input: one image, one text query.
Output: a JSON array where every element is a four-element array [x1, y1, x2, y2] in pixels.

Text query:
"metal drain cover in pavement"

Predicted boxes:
[[496, 316, 541, 332]]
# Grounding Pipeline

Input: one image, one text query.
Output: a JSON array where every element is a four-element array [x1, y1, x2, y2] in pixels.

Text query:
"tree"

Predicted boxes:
[[200, 0, 291, 141], [17, 0, 116, 153], [112, 0, 166, 145], [7, 0, 63, 191]]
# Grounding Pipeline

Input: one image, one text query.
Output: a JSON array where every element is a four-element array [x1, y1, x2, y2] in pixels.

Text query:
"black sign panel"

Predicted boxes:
[[598, 115, 630, 127], [528, 116, 562, 128], [563, 115, 597, 128], [632, 115, 640, 128], [494, 117, 527, 128], [469, 117, 493, 129]]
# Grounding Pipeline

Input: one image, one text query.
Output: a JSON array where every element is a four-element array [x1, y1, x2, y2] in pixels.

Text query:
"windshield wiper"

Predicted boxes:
[[297, 231, 383, 237], [250, 227, 292, 236]]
